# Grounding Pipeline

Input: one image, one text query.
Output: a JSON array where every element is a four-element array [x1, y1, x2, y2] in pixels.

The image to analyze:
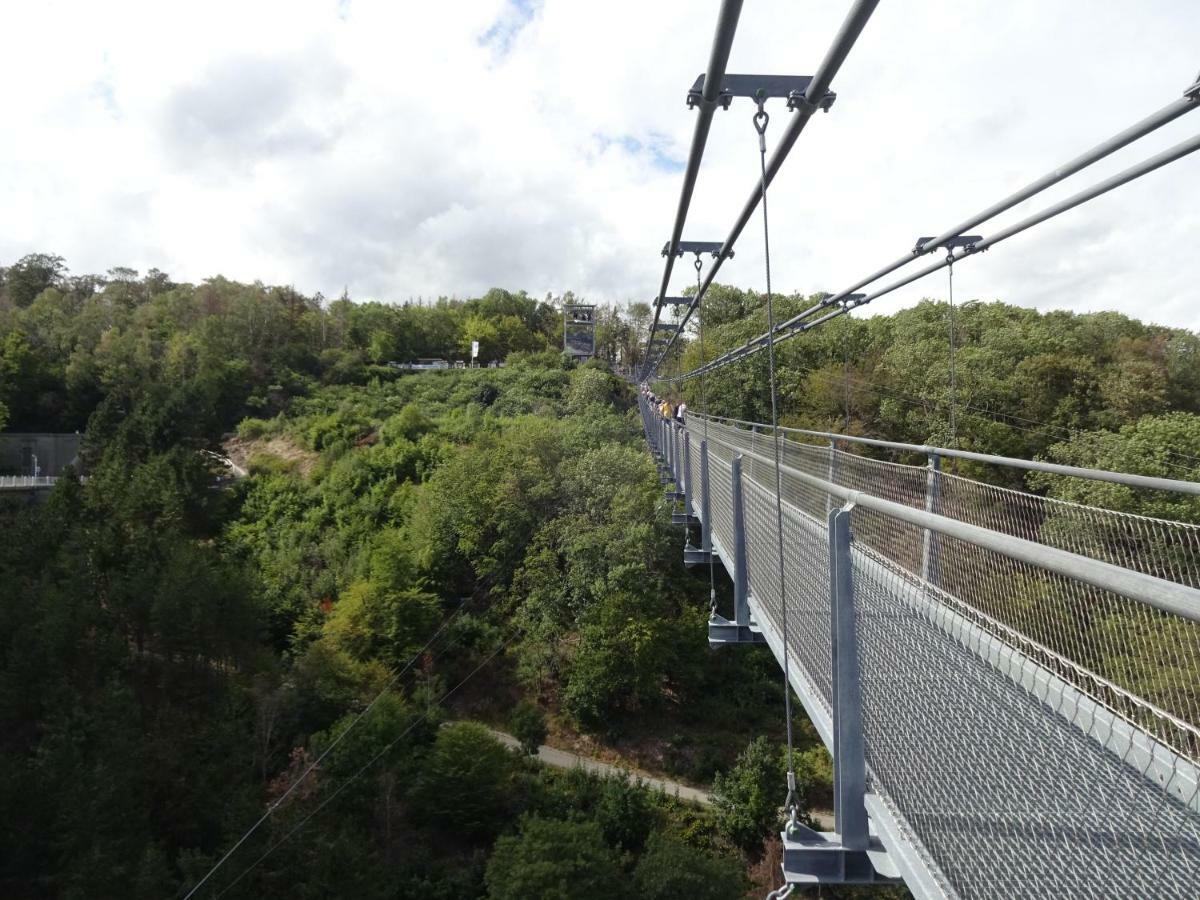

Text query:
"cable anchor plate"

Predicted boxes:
[[687, 73, 837, 113]]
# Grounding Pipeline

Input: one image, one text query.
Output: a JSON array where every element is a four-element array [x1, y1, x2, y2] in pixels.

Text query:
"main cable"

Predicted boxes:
[[752, 97, 799, 826], [179, 599, 469, 900]]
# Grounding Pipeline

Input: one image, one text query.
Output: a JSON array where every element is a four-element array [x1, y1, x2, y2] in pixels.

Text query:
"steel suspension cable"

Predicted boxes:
[[179, 600, 469, 900], [664, 97, 1200, 384], [751, 97, 799, 826], [643, 0, 883, 379], [696, 256, 718, 615], [946, 253, 957, 449]]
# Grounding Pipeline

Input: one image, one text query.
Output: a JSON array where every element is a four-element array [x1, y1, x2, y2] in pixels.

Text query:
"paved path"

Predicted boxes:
[[485, 727, 836, 829], [486, 727, 715, 805]]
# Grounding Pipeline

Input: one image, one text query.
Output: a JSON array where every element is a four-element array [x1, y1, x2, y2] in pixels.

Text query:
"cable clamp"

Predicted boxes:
[[1185, 70, 1200, 100], [786, 89, 837, 113]]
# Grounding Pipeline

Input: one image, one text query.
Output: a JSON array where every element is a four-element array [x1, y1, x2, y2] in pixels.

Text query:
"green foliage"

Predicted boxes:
[[10, 250, 1200, 898], [632, 832, 746, 900], [595, 771, 657, 851], [407, 722, 517, 838], [509, 700, 547, 755], [712, 736, 785, 854], [3, 251, 67, 307], [1032, 412, 1200, 522], [484, 816, 627, 900]]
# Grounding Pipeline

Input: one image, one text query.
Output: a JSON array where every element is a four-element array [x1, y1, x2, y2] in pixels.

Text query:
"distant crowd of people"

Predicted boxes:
[[640, 384, 686, 422]]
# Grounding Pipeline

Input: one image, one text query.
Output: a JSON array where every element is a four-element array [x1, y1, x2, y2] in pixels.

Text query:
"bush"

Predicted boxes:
[[712, 736, 784, 854], [595, 772, 656, 852], [407, 722, 516, 838], [633, 833, 745, 900], [484, 816, 627, 900], [236, 416, 272, 440], [509, 700, 547, 755]]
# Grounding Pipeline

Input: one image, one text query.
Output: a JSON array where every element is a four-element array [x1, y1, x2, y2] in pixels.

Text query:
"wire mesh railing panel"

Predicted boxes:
[[849, 519, 1200, 899], [924, 516, 1200, 760], [687, 416, 1200, 746], [937, 470, 1200, 588], [688, 439, 702, 522], [742, 477, 834, 712], [708, 455, 735, 563], [693, 414, 1200, 590]]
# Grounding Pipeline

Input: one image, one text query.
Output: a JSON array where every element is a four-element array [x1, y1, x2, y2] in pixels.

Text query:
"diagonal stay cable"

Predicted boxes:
[[212, 627, 522, 898], [179, 599, 470, 900], [697, 257, 719, 615], [670, 125, 1200, 383], [751, 96, 801, 826], [650, 76, 1200, 381]]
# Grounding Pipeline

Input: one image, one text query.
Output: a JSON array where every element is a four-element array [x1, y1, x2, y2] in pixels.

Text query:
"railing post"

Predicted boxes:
[[700, 439, 712, 555], [676, 427, 686, 489], [669, 421, 677, 480], [827, 438, 838, 515], [828, 505, 867, 850], [731, 454, 751, 627], [920, 451, 941, 586], [682, 431, 692, 503]]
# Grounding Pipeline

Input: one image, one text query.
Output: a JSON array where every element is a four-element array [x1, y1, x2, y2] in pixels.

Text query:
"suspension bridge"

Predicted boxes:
[[171, 1, 1200, 896], [635, 0, 1200, 894], [641, 401, 1200, 896]]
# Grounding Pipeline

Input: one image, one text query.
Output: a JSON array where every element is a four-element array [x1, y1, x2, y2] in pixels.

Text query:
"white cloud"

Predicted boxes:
[[1, 0, 1198, 328]]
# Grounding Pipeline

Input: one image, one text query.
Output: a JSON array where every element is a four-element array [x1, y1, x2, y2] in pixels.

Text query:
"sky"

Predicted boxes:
[[1, 0, 1198, 329]]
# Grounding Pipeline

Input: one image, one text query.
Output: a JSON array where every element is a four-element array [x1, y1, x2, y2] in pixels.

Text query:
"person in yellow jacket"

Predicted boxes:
[[659, 399, 673, 418]]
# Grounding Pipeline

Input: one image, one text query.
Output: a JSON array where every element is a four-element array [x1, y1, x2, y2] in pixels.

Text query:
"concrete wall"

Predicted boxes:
[[0, 433, 83, 476]]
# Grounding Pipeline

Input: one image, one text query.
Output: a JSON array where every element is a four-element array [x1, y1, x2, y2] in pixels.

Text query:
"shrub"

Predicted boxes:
[[509, 700, 547, 755]]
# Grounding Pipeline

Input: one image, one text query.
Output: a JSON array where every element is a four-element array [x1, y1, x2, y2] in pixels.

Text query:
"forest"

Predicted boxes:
[[2, 252, 1199, 898]]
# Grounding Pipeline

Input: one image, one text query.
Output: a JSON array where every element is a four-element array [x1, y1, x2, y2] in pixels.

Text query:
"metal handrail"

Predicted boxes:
[[695, 421, 1200, 623], [691, 412, 1200, 496]]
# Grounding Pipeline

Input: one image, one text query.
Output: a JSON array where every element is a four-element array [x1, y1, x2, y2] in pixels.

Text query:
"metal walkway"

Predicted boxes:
[[640, 398, 1200, 898]]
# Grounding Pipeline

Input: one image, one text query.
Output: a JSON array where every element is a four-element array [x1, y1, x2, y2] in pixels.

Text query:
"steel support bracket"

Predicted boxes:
[[658, 296, 691, 307], [662, 240, 729, 259], [684, 544, 716, 567], [707, 612, 766, 646], [664, 489, 684, 502], [781, 825, 902, 885], [912, 234, 983, 255], [672, 511, 701, 526], [687, 73, 837, 113]]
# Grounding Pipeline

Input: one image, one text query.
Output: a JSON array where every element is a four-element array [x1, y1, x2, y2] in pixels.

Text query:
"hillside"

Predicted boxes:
[[4, 260, 1200, 897]]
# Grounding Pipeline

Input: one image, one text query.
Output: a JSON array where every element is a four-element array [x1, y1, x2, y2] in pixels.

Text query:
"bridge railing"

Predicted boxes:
[[639, 396, 1200, 898], [0, 475, 59, 490]]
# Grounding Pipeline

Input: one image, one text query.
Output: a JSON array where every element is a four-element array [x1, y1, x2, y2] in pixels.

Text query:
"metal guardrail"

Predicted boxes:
[[0, 475, 59, 490], [694, 412, 1200, 496], [639, 397, 1200, 897]]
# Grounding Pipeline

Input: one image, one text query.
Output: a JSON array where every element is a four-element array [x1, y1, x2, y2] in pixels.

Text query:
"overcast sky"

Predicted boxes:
[[2, 0, 1198, 328]]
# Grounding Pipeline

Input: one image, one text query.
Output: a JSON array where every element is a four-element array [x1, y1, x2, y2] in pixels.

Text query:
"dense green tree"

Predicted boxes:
[[407, 722, 517, 838], [484, 817, 627, 900], [633, 833, 746, 900], [712, 736, 785, 854], [509, 700, 547, 755], [2, 252, 67, 307]]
